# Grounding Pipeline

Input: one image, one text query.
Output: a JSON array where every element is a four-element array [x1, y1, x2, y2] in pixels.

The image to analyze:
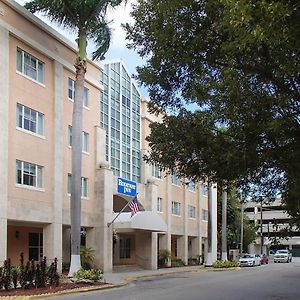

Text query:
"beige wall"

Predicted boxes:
[[141, 99, 210, 261], [2, 0, 102, 264], [7, 225, 43, 266]]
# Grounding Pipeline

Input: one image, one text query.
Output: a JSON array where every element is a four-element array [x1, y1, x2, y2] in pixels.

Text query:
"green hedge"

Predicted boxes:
[[212, 260, 239, 268], [74, 268, 103, 281], [171, 258, 185, 267]]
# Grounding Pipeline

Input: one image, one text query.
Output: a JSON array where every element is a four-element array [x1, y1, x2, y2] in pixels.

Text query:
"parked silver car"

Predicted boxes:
[[274, 250, 292, 263], [239, 254, 261, 267]]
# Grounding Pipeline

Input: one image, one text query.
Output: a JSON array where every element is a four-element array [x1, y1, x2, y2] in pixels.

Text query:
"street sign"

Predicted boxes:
[[117, 177, 137, 197]]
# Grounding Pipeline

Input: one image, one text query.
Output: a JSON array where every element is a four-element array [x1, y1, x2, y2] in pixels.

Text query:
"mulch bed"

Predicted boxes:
[[0, 282, 108, 297]]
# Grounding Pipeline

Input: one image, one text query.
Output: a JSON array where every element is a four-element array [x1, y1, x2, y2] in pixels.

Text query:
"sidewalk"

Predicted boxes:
[[103, 265, 206, 286]]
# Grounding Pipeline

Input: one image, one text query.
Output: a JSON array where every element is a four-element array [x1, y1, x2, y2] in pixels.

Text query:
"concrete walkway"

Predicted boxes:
[[103, 265, 206, 285]]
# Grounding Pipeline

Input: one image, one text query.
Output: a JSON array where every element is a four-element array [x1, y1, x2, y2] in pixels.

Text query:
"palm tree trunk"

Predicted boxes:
[[221, 187, 228, 261], [68, 31, 87, 277]]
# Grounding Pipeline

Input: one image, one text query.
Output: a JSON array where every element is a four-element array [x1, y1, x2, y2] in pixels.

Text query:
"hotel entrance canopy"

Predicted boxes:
[[112, 211, 167, 232]]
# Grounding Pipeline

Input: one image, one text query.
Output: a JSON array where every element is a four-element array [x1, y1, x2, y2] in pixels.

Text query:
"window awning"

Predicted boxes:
[[112, 211, 167, 232]]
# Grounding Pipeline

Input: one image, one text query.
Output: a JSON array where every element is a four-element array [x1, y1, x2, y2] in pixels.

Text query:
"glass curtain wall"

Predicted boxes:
[[100, 61, 141, 182]]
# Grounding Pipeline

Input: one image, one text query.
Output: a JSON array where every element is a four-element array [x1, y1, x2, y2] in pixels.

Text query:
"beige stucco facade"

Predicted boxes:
[[0, 0, 217, 273]]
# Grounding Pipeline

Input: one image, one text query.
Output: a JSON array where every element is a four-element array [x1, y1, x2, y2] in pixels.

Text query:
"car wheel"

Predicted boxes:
[[266, 261, 268, 264]]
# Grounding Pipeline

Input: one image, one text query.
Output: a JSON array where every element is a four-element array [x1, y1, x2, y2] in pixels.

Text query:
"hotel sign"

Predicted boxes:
[[117, 177, 137, 197]]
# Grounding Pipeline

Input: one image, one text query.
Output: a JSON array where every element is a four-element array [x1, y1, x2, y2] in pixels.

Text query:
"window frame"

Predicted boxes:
[[201, 184, 208, 197], [188, 181, 196, 192], [68, 125, 89, 153], [188, 205, 196, 219], [119, 238, 131, 259], [68, 78, 89, 108], [28, 232, 43, 261], [172, 201, 181, 216], [202, 209, 208, 221], [16, 103, 45, 137], [17, 48, 45, 84], [152, 164, 162, 179], [16, 160, 43, 189], [67, 173, 89, 198], [157, 197, 163, 213], [172, 174, 181, 186]]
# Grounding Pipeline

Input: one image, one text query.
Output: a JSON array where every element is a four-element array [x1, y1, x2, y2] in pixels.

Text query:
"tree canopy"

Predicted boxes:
[[125, 0, 300, 220]]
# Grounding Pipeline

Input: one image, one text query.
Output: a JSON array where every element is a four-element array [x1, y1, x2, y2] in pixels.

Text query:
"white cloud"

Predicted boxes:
[[106, 0, 135, 49]]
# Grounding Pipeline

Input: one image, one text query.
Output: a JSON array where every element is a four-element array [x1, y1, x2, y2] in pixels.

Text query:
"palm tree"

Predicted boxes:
[[24, 0, 125, 276]]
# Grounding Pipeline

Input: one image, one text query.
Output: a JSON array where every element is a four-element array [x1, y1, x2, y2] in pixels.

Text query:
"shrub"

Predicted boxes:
[[212, 260, 239, 268], [188, 257, 199, 265], [11, 266, 20, 289], [171, 258, 185, 267], [80, 247, 95, 270], [158, 249, 171, 267], [62, 262, 70, 273], [0, 254, 60, 291], [74, 268, 103, 281]]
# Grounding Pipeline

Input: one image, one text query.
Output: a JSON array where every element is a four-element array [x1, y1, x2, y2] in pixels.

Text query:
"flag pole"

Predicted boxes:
[[107, 194, 138, 227]]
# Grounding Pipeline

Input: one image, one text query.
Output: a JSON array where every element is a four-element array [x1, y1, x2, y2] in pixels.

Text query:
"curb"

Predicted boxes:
[[0, 267, 240, 299]]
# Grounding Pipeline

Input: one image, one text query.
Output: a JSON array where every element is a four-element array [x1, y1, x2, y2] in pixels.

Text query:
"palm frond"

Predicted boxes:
[[24, 0, 127, 61], [89, 20, 112, 60], [24, 0, 78, 30]]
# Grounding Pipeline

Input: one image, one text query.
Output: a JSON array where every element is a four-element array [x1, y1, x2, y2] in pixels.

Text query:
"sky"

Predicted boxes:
[[15, 0, 148, 96]]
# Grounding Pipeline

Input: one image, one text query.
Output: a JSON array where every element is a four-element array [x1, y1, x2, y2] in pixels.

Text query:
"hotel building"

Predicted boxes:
[[0, 0, 217, 273]]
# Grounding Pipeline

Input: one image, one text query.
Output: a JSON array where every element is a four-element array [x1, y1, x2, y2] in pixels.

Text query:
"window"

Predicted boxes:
[[68, 125, 89, 152], [68, 78, 89, 107], [172, 174, 181, 186], [67, 174, 88, 198], [188, 181, 196, 192], [17, 48, 44, 84], [157, 197, 163, 212], [188, 205, 196, 218], [152, 164, 161, 179], [16, 103, 44, 136], [80, 228, 87, 247], [28, 232, 43, 261], [16, 160, 43, 188], [202, 209, 208, 221], [201, 184, 208, 196], [172, 201, 181, 216], [120, 238, 131, 259]]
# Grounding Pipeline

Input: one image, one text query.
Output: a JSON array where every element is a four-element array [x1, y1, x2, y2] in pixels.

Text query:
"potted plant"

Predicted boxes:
[[158, 249, 171, 268]]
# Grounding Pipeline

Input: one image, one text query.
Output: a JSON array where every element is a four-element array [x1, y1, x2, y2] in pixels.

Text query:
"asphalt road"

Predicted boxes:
[[52, 261, 300, 300]]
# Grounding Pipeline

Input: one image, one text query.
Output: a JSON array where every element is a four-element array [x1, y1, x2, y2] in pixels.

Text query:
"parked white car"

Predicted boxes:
[[239, 254, 261, 267], [274, 250, 292, 263]]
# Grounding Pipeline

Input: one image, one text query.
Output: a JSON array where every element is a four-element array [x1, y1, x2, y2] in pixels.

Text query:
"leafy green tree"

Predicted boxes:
[[125, 0, 300, 221], [217, 189, 257, 253], [25, 0, 126, 276]]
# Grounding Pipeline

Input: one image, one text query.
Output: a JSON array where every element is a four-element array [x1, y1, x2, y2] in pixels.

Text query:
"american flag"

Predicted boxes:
[[128, 194, 139, 217]]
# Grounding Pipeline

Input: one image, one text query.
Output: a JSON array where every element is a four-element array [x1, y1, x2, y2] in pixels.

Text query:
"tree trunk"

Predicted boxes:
[[221, 187, 228, 261], [68, 33, 87, 276]]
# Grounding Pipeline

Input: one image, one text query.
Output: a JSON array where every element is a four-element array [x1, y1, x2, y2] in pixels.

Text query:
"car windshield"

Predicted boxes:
[[276, 250, 288, 254], [242, 254, 254, 258]]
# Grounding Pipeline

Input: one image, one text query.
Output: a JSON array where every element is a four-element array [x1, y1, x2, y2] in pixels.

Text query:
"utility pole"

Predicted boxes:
[[260, 199, 263, 255], [221, 188, 228, 261], [240, 202, 244, 255]]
